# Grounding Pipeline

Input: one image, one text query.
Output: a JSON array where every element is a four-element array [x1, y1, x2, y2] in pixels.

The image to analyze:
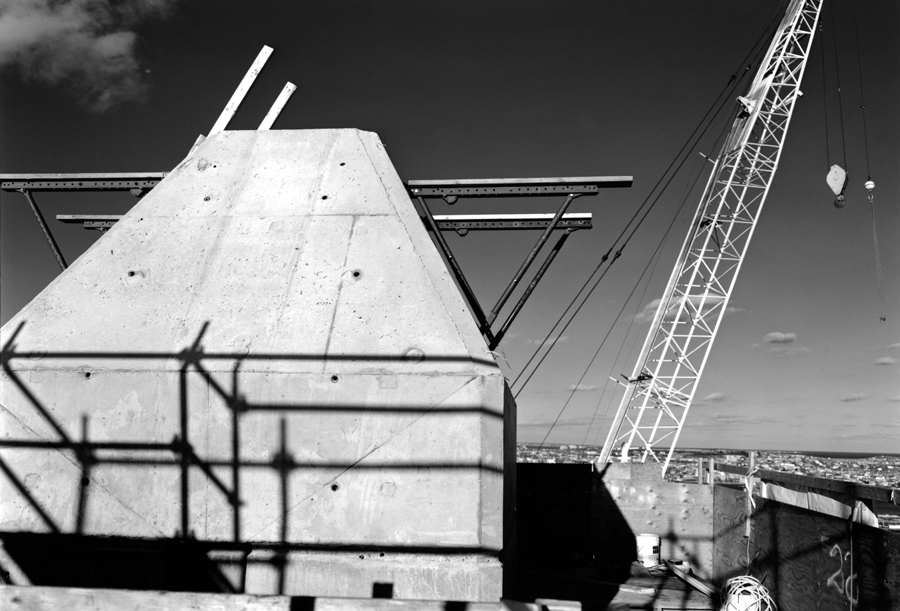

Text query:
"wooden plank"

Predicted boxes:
[[258, 82, 297, 130], [853, 522, 900, 609], [714, 487, 900, 608], [712, 484, 749, 584], [756, 499, 851, 611], [608, 576, 714, 610], [209, 45, 273, 136]]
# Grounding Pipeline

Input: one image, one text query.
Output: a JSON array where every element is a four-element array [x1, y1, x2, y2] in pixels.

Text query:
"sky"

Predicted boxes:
[[1, 0, 898, 454]]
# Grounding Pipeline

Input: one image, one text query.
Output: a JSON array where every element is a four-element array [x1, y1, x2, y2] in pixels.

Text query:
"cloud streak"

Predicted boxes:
[[700, 392, 729, 403], [764, 331, 796, 345], [839, 393, 866, 402], [875, 356, 897, 366], [567, 383, 599, 392], [633, 297, 745, 324], [525, 335, 568, 347], [0, 0, 176, 112]]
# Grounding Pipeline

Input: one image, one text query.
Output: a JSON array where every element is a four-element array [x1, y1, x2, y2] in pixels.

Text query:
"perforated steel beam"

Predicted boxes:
[[1, 173, 166, 192], [406, 176, 632, 198]]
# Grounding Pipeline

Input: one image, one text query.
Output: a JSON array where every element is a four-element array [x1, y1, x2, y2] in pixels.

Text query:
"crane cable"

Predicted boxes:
[[514, 55, 758, 399], [533, 15, 784, 446], [853, 4, 886, 321], [828, 0, 849, 171], [822, 0, 851, 207], [818, 20, 831, 169], [515, 2, 786, 405], [583, 113, 737, 447], [580, 155, 709, 446]]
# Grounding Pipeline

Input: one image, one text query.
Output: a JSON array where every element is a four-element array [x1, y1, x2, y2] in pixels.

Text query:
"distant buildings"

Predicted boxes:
[[517, 444, 900, 531]]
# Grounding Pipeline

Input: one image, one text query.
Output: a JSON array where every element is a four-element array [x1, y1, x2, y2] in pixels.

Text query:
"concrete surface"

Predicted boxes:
[[601, 463, 713, 579], [0, 129, 513, 600]]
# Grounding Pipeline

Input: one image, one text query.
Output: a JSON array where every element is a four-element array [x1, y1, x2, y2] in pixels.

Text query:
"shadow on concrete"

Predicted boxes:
[[0, 321, 506, 594], [513, 463, 636, 608]]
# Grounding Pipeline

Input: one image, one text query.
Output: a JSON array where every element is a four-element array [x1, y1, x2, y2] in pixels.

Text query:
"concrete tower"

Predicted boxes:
[[0, 129, 514, 599]]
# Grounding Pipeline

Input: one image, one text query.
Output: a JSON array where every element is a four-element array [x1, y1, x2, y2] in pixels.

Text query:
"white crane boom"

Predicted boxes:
[[598, 0, 824, 474]]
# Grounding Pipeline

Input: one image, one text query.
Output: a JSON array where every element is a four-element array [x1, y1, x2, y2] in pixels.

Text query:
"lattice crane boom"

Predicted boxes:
[[598, 0, 824, 474]]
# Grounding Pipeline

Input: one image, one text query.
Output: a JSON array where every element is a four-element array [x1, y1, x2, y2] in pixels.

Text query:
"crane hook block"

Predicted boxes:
[[865, 179, 875, 192], [828, 165, 848, 209]]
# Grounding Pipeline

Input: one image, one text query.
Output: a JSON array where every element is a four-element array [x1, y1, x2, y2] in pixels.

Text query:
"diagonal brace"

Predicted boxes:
[[487, 193, 580, 324], [20, 190, 67, 271], [417, 196, 495, 344], [490, 229, 574, 350]]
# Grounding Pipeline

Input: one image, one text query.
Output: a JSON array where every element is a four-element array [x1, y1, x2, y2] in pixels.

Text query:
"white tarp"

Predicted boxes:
[[760, 481, 879, 527]]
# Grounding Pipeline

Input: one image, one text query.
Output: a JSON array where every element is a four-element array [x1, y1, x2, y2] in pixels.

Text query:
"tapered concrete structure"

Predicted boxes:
[[0, 130, 514, 599]]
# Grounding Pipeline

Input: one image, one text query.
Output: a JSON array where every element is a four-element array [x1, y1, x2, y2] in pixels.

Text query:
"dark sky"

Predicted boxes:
[[2, 0, 898, 452]]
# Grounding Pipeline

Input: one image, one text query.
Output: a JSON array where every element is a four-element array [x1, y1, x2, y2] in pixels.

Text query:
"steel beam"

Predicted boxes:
[[415, 197, 495, 345], [431, 213, 592, 232], [22, 191, 67, 270], [487, 193, 580, 324], [490, 229, 574, 349], [1, 173, 166, 192], [406, 176, 632, 198], [57, 213, 594, 233]]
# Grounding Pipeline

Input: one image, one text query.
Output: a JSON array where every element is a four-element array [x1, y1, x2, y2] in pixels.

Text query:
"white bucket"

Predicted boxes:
[[636, 533, 660, 567]]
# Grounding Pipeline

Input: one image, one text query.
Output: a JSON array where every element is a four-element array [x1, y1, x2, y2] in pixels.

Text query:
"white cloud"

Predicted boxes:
[[701, 392, 729, 403], [885, 343, 900, 349], [839, 393, 866, 403], [764, 332, 796, 345], [567, 384, 599, 392], [525, 335, 568, 347], [633, 296, 740, 324], [875, 356, 898, 366], [769, 346, 812, 358], [633, 298, 662, 324], [0, 0, 177, 112]]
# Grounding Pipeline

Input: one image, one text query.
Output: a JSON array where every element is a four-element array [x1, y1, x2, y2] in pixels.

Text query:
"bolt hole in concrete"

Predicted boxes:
[[352, 270, 361, 278], [81, 477, 90, 486], [84, 372, 91, 379], [204, 196, 211, 201], [331, 484, 339, 492], [321, 195, 328, 200], [331, 374, 339, 383], [403, 347, 425, 362], [128, 271, 135, 277]]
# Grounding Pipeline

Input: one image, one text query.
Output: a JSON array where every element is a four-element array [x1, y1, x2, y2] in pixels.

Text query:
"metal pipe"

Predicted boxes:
[[417, 197, 495, 344], [491, 229, 573, 349], [487, 193, 579, 324], [744, 450, 756, 538], [20, 189, 67, 271]]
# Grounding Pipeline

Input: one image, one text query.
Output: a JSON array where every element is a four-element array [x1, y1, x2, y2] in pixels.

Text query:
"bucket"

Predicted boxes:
[[636, 533, 660, 567]]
